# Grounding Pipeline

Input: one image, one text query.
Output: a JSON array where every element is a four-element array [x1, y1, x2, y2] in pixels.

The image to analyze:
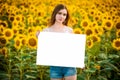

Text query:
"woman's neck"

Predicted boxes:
[[52, 22, 64, 28]]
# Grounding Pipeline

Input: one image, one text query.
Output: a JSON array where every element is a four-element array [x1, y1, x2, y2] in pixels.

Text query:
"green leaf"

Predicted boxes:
[[77, 74, 85, 80], [84, 68, 96, 73]]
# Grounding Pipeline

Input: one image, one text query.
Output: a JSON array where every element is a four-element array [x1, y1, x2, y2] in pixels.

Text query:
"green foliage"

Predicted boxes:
[[0, 46, 49, 80]]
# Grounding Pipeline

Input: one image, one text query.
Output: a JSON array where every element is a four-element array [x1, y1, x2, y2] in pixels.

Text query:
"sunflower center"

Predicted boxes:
[[88, 41, 91, 46], [83, 21, 88, 27], [95, 29, 98, 33], [95, 17, 99, 21], [38, 12, 41, 16], [0, 27, 4, 32], [118, 32, 120, 36], [116, 22, 120, 29], [115, 41, 120, 47], [28, 29, 33, 33], [91, 11, 94, 15], [10, 16, 14, 21], [16, 17, 20, 21], [2, 49, 6, 55], [1, 22, 7, 27], [106, 22, 111, 27], [16, 40, 20, 46], [86, 29, 92, 35], [13, 29, 17, 34], [22, 39, 26, 45], [0, 38, 6, 45], [93, 36, 98, 42], [29, 38, 36, 47], [5, 31, 11, 37], [93, 23, 96, 27]]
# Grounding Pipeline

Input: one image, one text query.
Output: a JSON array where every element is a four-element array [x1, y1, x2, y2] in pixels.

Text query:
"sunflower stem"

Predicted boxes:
[[86, 54, 91, 80], [8, 46, 11, 80], [20, 49, 23, 80]]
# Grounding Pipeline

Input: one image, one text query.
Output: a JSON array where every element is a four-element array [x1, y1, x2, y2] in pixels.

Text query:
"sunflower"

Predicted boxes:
[[112, 38, 120, 50], [0, 36, 8, 46], [88, 9, 96, 17], [14, 14, 23, 22], [0, 25, 5, 34], [69, 17, 77, 27], [3, 28, 14, 40], [27, 26, 35, 34], [41, 25, 47, 30], [18, 34, 26, 39], [20, 6, 28, 14], [80, 19, 91, 29], [35, 26, 43, 32], [36, 7, 46, 17], [93, 26, 104, 36], [115, 21, 120, 30], [29, 32, 36, 36], [27, 15, 34, 25], [23, 7, 28, 14], [90, 21, 98, 28], [86, 39, 93, 49], [93, 15, 102, 23], [97, 10, 103, 16], [9, 5, 17, 15], [81, 14, 89, 20], [102, 13, 109, 20], [29, 4, 36, 14], [112, 14, 118, 22], [6, 7, 11, 15], [84, 27, 94, 36], [73, 28, 82, 34], [16, 24, 25, 34], [116, 30, 120, 37], [12, 26, 18, 35], [21, 37, 27, 46], [14, 37, 22, 50], [17, 34, 27, 46], [102, 19, 113, 31], [94, 65, 101, 70], [12, 20, 19, 27], [20, 6, 25, 11], [8, 15, 15, 22], [27, 36, 37, 49], [79, 9, 87, 17], [91, 35, 101, 43], [0, 21, 8, 28], [1, 47, 8, 57], [110, 7, 117, 15]]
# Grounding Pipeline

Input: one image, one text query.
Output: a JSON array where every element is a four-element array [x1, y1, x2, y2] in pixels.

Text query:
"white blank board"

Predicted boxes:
[[36, 32, 86, 68]]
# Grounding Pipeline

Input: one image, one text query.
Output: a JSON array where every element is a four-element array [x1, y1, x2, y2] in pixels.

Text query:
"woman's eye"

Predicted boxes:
[[57, 12, 67, 16], [63, 14, 67, 16]]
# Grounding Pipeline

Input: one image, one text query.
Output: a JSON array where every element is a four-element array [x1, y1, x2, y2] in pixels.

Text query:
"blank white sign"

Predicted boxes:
[[36, 32, 86, 68]]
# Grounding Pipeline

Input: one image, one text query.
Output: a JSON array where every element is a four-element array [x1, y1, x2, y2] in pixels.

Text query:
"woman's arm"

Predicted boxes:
[[36, 30, 40, 38]]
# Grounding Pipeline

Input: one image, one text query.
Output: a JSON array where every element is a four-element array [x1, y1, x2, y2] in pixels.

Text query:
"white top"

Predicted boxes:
[[43, 26, 73, 33]]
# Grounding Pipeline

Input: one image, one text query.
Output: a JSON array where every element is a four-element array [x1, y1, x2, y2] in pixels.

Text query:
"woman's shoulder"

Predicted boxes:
[[64, 26, 73, 33], [42, 27, 50, 32]]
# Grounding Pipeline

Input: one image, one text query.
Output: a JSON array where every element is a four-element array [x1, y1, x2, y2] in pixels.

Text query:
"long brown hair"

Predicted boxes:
[[49, 4, 70, 26]]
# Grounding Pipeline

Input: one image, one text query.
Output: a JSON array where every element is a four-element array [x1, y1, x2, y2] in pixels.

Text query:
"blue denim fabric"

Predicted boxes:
[[50, 66, 77, 78]]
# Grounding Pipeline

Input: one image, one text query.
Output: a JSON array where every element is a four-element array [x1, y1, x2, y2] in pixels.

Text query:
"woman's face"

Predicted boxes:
[[55, 9, 67, 24]]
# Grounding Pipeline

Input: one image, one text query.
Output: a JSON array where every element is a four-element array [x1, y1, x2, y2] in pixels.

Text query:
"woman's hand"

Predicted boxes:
[[36, 30, 40, 38]]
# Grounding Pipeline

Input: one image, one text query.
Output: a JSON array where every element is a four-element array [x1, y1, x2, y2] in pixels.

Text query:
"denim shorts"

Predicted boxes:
[[50, 66, 77, 78]]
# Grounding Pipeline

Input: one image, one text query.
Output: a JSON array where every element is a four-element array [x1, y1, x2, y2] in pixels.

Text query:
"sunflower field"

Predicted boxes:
[[0, 0, 120, 80]]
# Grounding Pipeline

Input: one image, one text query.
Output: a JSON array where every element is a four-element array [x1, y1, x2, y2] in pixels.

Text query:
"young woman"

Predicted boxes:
[[36, 4, 77, 80]]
